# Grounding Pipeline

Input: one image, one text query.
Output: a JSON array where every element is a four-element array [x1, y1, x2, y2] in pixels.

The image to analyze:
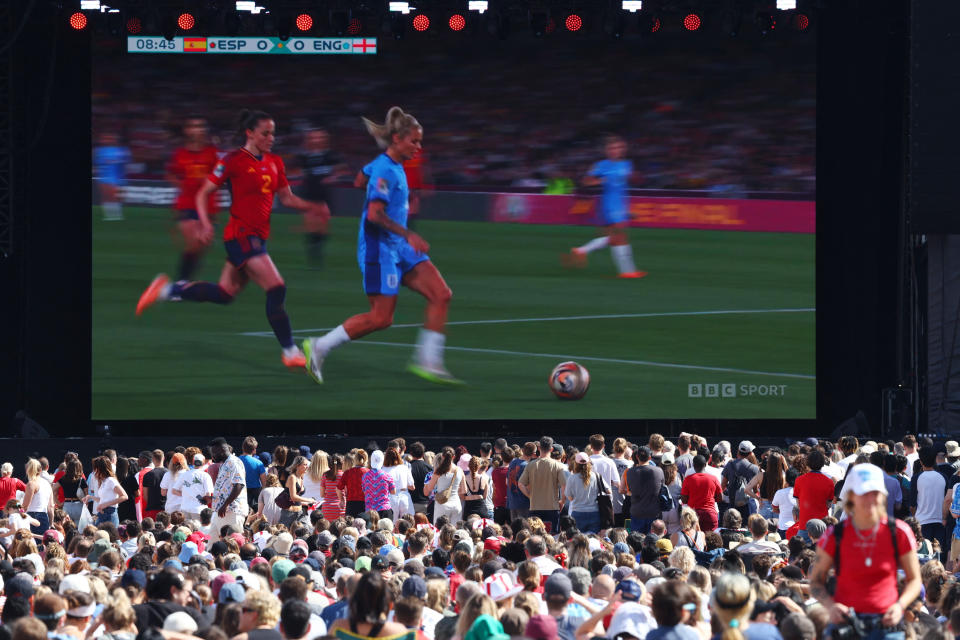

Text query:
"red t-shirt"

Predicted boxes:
[[337, 467, 367, 502], [169, 146, 220, 212], [681, 472, 722, 512], [492, 467, 508, 508], [208, 148, 288, 241], [0, 477, 25, 509], [818, 518, 916, 614], [794, 472, 835, 527], [448, 572, 464, 604]]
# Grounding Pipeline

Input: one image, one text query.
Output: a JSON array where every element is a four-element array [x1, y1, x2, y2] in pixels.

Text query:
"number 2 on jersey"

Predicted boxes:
[[260, 174, 272, 194]]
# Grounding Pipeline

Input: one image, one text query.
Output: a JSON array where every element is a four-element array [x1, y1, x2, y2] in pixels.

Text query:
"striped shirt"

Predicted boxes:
[[322, 472, 345, 521], [361, 469, 396, 511]]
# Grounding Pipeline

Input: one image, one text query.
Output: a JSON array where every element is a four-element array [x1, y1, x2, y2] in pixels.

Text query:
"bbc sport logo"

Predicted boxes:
[[688, 383, 787, 398]]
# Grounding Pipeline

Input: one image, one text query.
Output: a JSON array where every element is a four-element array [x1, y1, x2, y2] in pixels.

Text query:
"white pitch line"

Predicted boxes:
[[238, 307, 815, 338], [354, 340, 816, 380]]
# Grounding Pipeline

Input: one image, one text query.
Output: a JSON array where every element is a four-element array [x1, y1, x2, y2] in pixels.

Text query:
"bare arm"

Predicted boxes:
[[354, 171, 369, 188], [366, 200, 429, 253], [809, 547, 847, 624], [277, 185, 328, 216], [194, 179, 218, 233]]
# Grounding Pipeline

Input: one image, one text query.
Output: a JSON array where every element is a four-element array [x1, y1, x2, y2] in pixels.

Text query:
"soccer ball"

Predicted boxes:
[[549, 361, 590, 400]]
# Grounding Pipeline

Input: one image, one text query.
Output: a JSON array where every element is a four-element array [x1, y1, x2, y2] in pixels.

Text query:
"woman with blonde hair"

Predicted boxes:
[[23, 458, 54, 535], [459, 456, 489, 520], [159, 452, 187, 515], [564, 452, 600, 533], [455, 593, 498, 640], [671, 506, 706, 551], [303, 106, 462, 386], [303, 451, 329, 505], [251, 474, 284, 525], [809, 463, 921, 637], [710, 572, 781, 640]]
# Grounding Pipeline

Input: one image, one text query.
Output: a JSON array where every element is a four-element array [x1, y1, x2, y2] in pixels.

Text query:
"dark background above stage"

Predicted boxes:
[[1, 0, 909, 437]]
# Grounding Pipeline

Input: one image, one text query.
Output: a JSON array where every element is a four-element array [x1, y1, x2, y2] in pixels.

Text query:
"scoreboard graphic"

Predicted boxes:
[[127, 36, 378, 54]]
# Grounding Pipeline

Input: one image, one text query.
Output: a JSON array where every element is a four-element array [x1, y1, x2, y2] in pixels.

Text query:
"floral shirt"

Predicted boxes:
[[213, 454, 248, 515]]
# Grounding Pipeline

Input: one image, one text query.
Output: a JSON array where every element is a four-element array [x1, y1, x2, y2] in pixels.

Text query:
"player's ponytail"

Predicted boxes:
[[237, 109, 272, 136], [362, 106, 421, 150]]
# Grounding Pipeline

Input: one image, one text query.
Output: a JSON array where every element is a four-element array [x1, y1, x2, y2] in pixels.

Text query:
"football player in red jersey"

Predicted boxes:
[[136, 109, 328, 370], [165, 116, 220, 280], [402, 147, 431, 230]]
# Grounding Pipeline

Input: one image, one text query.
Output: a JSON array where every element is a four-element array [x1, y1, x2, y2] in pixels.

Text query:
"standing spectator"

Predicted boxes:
[[381, 448, 414, 520], [240, 437, 268, 513], [460, 457, 490, 520], [22, 459, 54, 535], [809, 464, 920, 636], [303, 451, 328, 505], [752, 451, 787, 521], [836, 436, 860, 475], [721, 441, 760, 521], [490, 449, 511, 526], [361, 451, 397, 520], [52, 459, 85, 525], [160, 453, 188, 516], [902, 435, 919, 479], [519, 437, 568, 532], [680, 455, 721, 533], [338, 450, 368, 518], [210, 437, 249, 535], [659, 453, 682, 535], [87, 456, 127, 527], [408, 443, 432, 514], [176, 453, 214, 523], [424, 448, 463, 525], [0, 465, 25, 512], [116, 457, 140, 523], [912, 447, 947, 559], [136, 450, 155, 521], [771, 468, 799, 538], [564, 453, 600, 534], [610, 438, 633, 528], [624, 446, 664, 534], [507, 443, 534, 521], [587, 435, 621, 499], [321, 454, 346, 521], [673, 435, 694, 484], [142, 450, 166, 520], [280, 456, 315, 528], [793, 450, 835, 529]]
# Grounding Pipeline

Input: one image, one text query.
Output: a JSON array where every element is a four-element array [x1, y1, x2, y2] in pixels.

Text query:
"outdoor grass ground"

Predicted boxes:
[[92, 207, 815, 419]]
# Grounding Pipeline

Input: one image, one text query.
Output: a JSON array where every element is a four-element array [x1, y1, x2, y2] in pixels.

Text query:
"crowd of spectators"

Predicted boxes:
[[92, 37, 814, 194], [0, 431, 950, 640]]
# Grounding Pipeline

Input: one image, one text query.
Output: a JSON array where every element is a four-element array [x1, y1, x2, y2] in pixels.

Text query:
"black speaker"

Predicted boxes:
[[11, 411, 50, 439], [830, 410, 870, 440]]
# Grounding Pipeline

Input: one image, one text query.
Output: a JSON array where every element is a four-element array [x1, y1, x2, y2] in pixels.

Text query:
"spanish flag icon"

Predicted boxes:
[[183, 37, 207, 52]]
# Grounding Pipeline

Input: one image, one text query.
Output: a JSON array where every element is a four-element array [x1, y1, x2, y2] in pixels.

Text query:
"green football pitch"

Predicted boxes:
[[92, 207, 815, 420]]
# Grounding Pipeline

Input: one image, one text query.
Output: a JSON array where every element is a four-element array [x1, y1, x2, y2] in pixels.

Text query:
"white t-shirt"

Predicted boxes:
[[905, 452, 919, 479], [590, 454, 621, 490], [96, 476, 121, 508], [7, 513, 32, 534], [174, 468, 214, 514], [915, 470, 946, 525], [160, 470, 183, 512], [837, 455, 858, 475], [771, 486, 796, 529], [383, 465, 414, 493], [302, 474, 325, 503], [822, 462, 845, 482]]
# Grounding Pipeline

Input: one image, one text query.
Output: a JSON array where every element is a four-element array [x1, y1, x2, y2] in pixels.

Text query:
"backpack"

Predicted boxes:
[[833, 519, 899, 573]]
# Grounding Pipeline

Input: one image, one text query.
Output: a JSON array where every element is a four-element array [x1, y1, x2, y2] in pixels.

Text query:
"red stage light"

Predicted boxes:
[[296, 14, 313, 31], [545, 17, 557, 33], [177, 13, 195, 30], [69, 12, 88, 30], [449, 14, 465, 31], [650, 17, 661, 32], [565, 14, 582, 31], [126, 17, 142, 34], [795, 13, 809, 31], [412, 14, 430, 31], [683, 13, 701, 31], [347, 18, 362, 34]]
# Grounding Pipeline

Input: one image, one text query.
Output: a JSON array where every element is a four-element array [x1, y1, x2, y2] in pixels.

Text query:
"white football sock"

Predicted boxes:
[[577, 236, 609, 254], [315, 325, 351, 354], [282, 345, 301, 358], [417, 329, 445, 367], [611, 244, 637, 274]]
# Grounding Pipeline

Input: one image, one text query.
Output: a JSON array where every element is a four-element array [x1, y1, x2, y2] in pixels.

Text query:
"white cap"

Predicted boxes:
[[332, 567, 355, 584], [738, 440, 755, 454], [370, 450, 384, 470], [946, 441, 960, 458], [58, 573, 91, 595], [163, 612, 199, 634], [660, 452, 675, 466], [840, 463, 888, 501], [193, 453, 205, 465]]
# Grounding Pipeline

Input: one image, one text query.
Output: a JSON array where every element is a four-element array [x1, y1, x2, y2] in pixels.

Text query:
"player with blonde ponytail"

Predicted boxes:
[[304, 107, 463, 385]]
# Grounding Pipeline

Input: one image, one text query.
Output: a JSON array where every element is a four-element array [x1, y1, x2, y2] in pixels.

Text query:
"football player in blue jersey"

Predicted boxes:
[[303, 107, 462, 385], [93, 132, 131, 221], [568, 135, 645, 278]]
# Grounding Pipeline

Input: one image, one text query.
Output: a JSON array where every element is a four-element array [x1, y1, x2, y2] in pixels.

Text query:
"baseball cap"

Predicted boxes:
[[655, 538, 673, 555], [317, 531, 335, 546], [484, 537, 504, 555], [6, 574, 34, 599], [402, 575, 427, 600], [615, 579, 644, 602], [59, 574, 90, 594], [738, 440, 755, 454], [272, 558, 296, 584], [386, 549, 405, 568], [606, 602, 655, 639], [210, 572, 235, 601], [613, 566, 634, 583], [354, 556, 372, 572], [179, 541, 199, 564], [805, 519, 827, 539], [121, 569, 147, 590], [163, 612, 199, 634], [87, 539, 112, 564], [465, 615, 510, 640], [424, 566, 445, 579], [839, 463, 888, 501], [660, 452, 675, 466], [193, 453, 205, 465], [574, 452, 589, 465], [543, 573, 572, 600], [218, 582, 246, 605]]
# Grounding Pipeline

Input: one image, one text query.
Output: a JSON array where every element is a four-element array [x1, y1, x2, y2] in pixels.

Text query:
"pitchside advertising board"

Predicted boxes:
[[127, 37, 378, 54]]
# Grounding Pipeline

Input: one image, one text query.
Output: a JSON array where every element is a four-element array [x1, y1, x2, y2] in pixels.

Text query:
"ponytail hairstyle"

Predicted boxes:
[[237, 109, 272, 139], [435, 447, 455, 477], [709, 572, 754, 640], [325, 454, 343, 482], [362, 106, 421, 150]]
